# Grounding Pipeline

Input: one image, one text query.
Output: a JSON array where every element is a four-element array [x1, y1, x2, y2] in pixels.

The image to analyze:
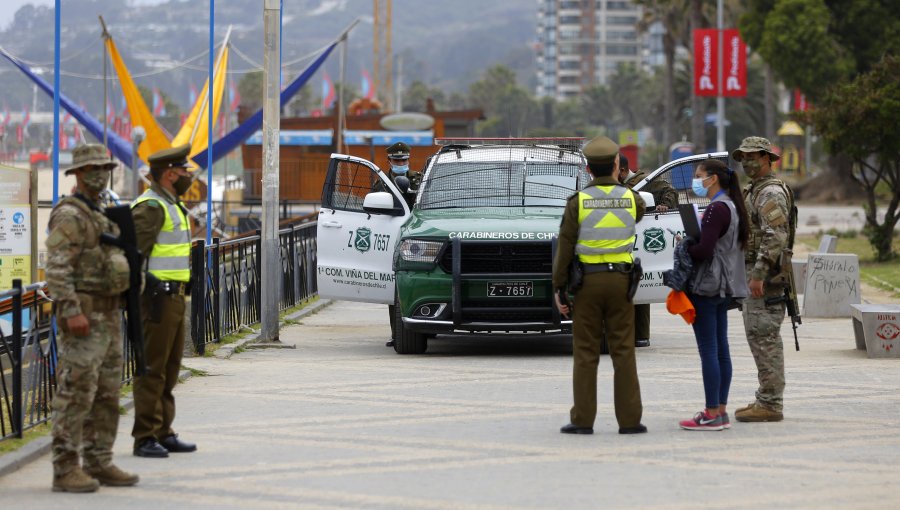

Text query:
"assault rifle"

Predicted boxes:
[[100, 206, 148, 375], [764, 249, 801, 351]]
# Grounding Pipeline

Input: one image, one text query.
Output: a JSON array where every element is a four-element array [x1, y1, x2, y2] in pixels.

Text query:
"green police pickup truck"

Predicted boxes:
[[317, 138, 726, 354]]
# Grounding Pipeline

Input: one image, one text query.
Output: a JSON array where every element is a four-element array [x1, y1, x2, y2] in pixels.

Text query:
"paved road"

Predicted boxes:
[[2, 299, 899, 509]]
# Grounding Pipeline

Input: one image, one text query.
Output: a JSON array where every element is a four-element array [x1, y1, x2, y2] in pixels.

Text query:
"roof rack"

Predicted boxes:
[[434, 137, 585, 151]]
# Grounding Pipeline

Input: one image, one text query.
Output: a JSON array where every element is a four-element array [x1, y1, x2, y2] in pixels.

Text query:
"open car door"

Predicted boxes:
[[632, 152, 729, 304], [317, 154, 410, 304]]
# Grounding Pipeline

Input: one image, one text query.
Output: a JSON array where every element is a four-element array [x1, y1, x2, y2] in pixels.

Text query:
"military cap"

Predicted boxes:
[[582, 136, 619, 165], [148, 144, 194, 171], [731, 136, 780, 162], [386, 141, 411, 160], [64, 143, 116, 175]]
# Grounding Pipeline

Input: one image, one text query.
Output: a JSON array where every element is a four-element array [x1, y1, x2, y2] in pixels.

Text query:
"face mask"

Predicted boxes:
[[391, 164, 409, 175], [173, 174, 193, 195], [691, 176, 711, 198], [82, 169, 109, 193], [742, 158, 762, 179]]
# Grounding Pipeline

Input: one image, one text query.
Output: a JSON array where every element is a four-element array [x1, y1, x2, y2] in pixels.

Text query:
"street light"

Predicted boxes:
[[131, 126, 146, 199]]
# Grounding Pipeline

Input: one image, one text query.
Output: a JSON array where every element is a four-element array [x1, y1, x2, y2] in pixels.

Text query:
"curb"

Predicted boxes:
[[213, 298, 333, 357], [0, 368, 193, 479], [0, 299, 334, 478]]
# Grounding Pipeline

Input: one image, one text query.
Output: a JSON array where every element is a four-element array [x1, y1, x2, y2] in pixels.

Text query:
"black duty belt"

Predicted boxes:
[[160, 281, 187, 296], [583, 262, 633, 274]]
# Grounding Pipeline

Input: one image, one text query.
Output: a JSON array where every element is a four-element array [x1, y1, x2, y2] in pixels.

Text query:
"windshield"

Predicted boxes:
[[418, 154, 590, 210]]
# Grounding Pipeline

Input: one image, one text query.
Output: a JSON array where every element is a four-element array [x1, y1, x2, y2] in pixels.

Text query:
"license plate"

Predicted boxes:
[[487, 281, 533, 297]]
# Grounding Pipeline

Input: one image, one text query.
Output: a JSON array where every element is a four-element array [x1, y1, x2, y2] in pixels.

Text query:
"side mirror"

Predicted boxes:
[[638, 191, 656, 211], [394, 175, 410, 193], [363, 191, 404, 216]]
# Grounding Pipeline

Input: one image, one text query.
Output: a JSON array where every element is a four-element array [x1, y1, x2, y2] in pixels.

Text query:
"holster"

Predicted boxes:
[[627, 258, 643, 302], [143, 284, 165, 323], [567, 260, 584, 294]]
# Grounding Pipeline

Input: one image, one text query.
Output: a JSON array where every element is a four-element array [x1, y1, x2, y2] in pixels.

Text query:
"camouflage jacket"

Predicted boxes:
[[45, 195, 130, 318], [625, 169, 678, 209], [743, 174, 793, 281]]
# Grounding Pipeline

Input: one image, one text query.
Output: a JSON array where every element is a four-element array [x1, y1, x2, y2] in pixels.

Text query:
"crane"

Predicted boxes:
[[373, 0, 392, 111]]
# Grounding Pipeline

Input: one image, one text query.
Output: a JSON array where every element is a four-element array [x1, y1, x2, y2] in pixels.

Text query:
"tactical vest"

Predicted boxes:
[[575, 184, 637, 264], [54, 196, 131, 296], [743, 177, 797, 266], [132, 189, 191, 282]]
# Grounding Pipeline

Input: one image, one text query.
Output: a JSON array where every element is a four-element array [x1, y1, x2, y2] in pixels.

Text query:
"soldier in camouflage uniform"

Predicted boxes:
[[618, 154, 679, 348], [382, 142, 422, 346], [46, 144, 140, 492], [732, 137, 793, 422]]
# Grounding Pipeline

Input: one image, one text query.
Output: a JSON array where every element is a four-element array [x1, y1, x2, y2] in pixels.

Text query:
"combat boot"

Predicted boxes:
[[734, 402, 783, 422], [52, 468, 100, 493], [85, 463, 140, 486]]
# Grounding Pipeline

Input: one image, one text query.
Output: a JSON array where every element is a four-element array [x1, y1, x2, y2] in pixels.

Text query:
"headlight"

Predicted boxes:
[[399, 239, 443, 263]]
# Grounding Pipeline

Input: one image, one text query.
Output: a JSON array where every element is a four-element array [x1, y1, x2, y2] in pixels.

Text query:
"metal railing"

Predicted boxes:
[[1, 281, 140, 442], [190, 218, 318, 353]]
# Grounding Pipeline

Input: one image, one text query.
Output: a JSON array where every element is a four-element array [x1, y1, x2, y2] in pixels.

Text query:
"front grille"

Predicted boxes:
[[439, 241, 553, 274]]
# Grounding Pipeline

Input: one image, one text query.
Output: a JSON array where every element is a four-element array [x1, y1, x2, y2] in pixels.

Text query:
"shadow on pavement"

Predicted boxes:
[[420, 333, 573, 357]]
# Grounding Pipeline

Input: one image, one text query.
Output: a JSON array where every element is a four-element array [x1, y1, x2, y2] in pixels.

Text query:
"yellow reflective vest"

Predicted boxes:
[[575, 184, 637, 264], [132, 189, 191, 282]]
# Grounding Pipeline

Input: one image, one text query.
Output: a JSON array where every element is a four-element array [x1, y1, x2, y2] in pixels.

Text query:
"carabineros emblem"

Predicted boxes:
[[354, 227, 372, 253], [643, 227, 666, 254]]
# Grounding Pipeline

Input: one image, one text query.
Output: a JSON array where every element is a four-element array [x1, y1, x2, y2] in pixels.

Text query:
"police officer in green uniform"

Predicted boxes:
[[131, 145, 198, 457], [383, 142, 422, 346], [618, 154, 679, 348], [554, 136, 647, 435]]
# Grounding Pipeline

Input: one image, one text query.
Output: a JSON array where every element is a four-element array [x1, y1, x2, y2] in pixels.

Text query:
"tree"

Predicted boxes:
[[402, 80, 446, 113], [809, 56, 900, 261], [237, 72, 263, 112], [467, 65, 541, 136]]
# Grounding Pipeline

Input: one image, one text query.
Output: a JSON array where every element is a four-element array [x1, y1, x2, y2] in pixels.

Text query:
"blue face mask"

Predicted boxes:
[[691, 176, 711, 197], [391, 164, 409, 175]]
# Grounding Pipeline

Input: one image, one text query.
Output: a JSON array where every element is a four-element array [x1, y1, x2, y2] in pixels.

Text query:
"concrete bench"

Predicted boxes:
[[850, 304, 900, 358], [792, 235, 837, 294]]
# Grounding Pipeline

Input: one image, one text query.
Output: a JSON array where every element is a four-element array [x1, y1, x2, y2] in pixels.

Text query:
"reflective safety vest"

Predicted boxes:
[[132, 189, 191, 282], [575, 184, 637, 264]]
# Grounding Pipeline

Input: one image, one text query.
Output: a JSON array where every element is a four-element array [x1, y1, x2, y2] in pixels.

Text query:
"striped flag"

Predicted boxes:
[[153, 87, 167, 116], [228, 79, 241, 112], [361, 69, 375, 100], [188, 83, 199, 107], [322, 72, 336, 109]]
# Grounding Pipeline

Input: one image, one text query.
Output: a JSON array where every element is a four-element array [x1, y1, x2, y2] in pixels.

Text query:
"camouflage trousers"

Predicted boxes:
[[742, 293, 786, 411], [51, 308, 123, 476]]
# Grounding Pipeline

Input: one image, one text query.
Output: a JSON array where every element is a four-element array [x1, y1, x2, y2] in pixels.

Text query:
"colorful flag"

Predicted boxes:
[[228, 79, 241, 112], [793, 89, 811, 112], [361, 69, 375, 100], [21, 106, 31, 130], [1, 104, 10, 128], [722, 29, 747, 98], [189, 83, 199, 107], [322, 72, 336, 109], [106, 98, 116, 125], [693, 29, 718, 97], [153, 87, 167, 116]]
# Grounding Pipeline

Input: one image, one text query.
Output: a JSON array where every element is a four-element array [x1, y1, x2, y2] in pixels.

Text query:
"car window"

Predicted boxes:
[[322, 159, 382, 213], [643, 155, 730, 209], [418, 148, 589, 210]]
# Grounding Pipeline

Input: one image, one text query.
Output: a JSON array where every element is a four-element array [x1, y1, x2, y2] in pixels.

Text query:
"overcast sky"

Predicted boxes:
[[1, 1, 165, 29]]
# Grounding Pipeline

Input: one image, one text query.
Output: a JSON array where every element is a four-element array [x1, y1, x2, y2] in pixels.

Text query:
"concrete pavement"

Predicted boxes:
[[2, 295, 899, 509]]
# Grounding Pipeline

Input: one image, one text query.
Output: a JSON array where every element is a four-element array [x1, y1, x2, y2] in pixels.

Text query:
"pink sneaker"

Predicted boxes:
[[679, 411, 725, 431]]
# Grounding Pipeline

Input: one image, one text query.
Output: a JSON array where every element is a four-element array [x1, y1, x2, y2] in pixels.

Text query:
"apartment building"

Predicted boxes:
[[536, 0, 648, 100]]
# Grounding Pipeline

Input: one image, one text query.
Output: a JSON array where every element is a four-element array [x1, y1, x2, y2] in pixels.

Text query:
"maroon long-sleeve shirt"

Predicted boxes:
[[687, 201, 731, 262]]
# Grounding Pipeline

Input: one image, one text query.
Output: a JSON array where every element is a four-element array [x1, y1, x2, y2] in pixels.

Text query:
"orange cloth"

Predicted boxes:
[[666, 290, 696, 325]]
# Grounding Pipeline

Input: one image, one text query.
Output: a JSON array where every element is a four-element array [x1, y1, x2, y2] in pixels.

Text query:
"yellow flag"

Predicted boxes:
[[105, 37, 171, 165], [172, 47, 229, 166]]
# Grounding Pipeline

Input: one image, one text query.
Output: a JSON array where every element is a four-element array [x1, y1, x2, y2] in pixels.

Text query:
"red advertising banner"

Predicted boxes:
[[722, 29, 747, 97], [793, 89, 810, 111], [694, 29, 718, 97]]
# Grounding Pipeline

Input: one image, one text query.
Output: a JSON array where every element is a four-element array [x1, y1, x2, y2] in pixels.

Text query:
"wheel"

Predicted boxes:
[[393, 298, 427, 354]]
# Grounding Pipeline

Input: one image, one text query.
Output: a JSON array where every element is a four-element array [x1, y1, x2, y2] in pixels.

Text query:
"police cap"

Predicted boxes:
[[582, 136, 619, 165], [148, 144, 194, 171], [386, 141, 410, 160], [64, 143, 116, 175]]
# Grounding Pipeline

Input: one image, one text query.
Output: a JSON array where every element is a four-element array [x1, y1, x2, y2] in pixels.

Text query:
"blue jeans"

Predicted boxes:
[[688, 294, 732, 410]]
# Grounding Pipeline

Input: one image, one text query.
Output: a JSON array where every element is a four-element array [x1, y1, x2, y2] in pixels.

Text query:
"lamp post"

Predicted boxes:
[[131, 126, 145, 199]]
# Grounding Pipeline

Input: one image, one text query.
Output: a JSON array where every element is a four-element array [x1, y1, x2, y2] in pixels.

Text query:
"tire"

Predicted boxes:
[[393, 298, 427, 354]]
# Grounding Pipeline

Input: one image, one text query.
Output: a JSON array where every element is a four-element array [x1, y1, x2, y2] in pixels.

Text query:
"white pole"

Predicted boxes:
[[715, 0, 725, 152], [260, 0, 281, 341]]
